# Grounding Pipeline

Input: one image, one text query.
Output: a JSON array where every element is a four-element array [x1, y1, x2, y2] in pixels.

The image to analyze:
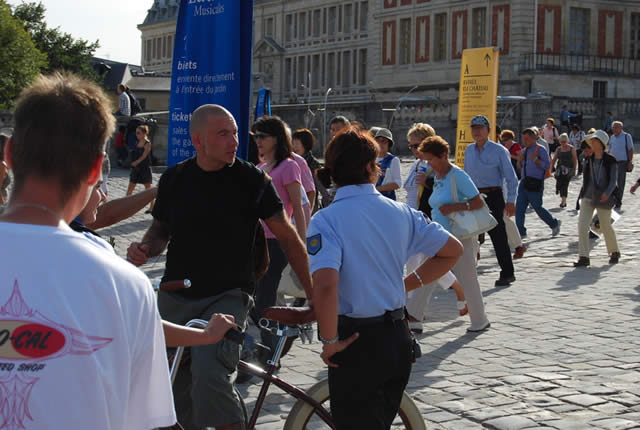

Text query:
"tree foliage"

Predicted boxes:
[[12, 1, 101, 82], [0, 1, 46, 107]]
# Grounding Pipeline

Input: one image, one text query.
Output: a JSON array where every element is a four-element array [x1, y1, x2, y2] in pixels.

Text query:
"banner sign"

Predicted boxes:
[[167, 0, 254, 166], [254, 88, 271, 120], [454, 47, 500, 167]]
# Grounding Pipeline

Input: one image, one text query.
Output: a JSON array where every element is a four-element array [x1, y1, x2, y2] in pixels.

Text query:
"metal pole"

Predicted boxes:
[[323, 88, 332, 148], [388, 85, 418, 129]]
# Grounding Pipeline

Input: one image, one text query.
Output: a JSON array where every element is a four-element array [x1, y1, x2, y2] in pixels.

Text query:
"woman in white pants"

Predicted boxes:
[[419, 135, 491, 332]]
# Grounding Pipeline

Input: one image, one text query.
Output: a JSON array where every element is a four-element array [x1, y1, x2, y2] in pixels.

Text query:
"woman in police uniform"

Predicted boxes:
[[309, 128, 462, 430]]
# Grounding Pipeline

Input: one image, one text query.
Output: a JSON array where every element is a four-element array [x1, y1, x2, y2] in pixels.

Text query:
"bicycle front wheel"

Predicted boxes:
[[283, 379, 426, 430]]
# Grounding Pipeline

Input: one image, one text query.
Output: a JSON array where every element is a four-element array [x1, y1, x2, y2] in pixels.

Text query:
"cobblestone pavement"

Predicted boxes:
[[102, 158, 640, 429]]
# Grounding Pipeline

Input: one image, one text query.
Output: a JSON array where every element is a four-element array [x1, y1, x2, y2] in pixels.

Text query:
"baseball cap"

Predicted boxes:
[[374, 128, 394, 147], [470, 115, 490, 128]]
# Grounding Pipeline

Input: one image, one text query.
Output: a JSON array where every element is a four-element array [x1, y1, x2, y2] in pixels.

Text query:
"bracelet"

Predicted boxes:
[[318, 332, 339, 344], [412, 270, 424, 286]]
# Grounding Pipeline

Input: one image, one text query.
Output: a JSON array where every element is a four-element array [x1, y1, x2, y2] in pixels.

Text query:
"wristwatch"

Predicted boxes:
[[318, 332, 339, 345]]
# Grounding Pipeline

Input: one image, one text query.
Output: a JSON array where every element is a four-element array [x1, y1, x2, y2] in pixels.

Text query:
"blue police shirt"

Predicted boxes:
[[307, 184, 451, 318], [464, 140, 518, 203]]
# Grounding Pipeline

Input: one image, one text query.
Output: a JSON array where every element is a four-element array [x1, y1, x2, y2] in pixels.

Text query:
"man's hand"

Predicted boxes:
[[320, 333, 359, 368], [439, 204, 455, 216], [204, 313, 237, 344], [504, 202, 516, 217], [600, 193, 609, 203], [528, 152, 538, 161], [628, 161, 633, 172], [127, 242, 149, 266], [630, 183, 639, 195]]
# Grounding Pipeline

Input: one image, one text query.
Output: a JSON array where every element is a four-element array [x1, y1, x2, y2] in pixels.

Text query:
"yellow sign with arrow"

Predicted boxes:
[[454, 47, 500, 167]]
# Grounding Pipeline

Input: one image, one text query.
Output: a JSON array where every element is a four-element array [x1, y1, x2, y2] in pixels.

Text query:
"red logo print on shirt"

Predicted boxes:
[[0, 280, 113, 429]]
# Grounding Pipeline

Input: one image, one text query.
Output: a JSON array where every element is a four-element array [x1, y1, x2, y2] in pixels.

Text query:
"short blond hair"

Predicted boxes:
[[407, 123, 435, 142]]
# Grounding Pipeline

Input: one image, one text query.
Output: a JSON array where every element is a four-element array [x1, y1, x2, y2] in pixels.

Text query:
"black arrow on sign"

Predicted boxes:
[[484, 53, 491, 67]]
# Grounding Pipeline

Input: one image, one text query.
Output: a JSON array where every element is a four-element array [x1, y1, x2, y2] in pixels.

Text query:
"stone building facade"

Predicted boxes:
[[140, 0, 640, 153]]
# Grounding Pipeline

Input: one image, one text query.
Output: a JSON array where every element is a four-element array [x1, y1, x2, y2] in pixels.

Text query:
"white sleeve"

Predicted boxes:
[[126, 288, 177, 429], [383, 157, 402, 186]]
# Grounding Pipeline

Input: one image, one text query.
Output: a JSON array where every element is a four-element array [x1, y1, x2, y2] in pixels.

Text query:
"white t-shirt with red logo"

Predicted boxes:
[[0, 222, 176, 429]]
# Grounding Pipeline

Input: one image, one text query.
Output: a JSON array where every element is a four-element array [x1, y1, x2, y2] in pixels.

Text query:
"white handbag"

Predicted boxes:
[[276, 264, 307, 299], [447, 170, 498, 240]]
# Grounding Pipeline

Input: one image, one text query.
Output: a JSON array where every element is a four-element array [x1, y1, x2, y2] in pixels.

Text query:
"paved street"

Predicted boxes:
[[102, 157, 640, 429]]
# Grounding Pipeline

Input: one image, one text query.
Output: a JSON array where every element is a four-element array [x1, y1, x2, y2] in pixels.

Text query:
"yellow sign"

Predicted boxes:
[[454, 47, 500, 167]]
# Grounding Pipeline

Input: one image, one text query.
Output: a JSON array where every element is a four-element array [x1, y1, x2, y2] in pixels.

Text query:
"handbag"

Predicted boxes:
[[276, 264, 307, 298], [446, 170, 498, 240]]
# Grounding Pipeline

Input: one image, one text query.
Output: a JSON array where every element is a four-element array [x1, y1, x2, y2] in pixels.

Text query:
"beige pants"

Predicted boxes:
[[578, 198, 619, 258], [451, 237, 489, 330], [405, 253, 457, 322], [503, 215, 522, 249]]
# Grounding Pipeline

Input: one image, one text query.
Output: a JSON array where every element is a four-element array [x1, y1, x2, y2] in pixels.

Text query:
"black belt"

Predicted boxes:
[[338, 307, 405, 328], [478, 186, 502, 193]]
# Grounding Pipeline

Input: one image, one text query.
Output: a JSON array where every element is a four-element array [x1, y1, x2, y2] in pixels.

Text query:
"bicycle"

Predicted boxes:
[[167, 304, 427, 430]]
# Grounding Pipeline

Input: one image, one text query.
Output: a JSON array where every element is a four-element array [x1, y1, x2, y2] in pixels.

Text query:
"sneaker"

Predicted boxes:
[[551, 220, 562, 237], [573, 257, 590, 267], [495, 276, 515, 287], [609, 252, 620, 264], [408, 321, 423, 334], [513, 245, 527, 259]]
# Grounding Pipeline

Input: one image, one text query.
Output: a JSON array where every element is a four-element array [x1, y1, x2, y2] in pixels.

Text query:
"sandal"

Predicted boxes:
[[457, 300, 468, 316]]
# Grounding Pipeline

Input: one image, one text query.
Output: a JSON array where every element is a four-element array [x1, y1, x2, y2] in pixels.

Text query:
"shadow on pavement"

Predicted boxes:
[[553, 264, 614, 290]]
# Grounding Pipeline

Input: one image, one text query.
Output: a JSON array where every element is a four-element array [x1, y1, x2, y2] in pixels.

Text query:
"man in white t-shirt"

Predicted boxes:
[[0, 72, 176, 429], [607, 121, 634, 209]]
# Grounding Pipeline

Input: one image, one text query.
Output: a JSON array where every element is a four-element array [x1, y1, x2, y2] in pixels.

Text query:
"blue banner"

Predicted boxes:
[[167, 0, 254, 166], [254, 88, 271, 120]]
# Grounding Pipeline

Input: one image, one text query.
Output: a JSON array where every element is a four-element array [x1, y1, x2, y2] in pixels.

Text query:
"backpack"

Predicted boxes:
[[126, 90, 142, 115]]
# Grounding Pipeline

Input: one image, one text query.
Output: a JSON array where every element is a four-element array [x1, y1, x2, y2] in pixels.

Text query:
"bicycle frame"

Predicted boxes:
[[170, 319, 335, 430]]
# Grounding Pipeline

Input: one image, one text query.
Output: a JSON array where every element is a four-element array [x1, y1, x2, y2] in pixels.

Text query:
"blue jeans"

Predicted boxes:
[[516, 180, 558, 236]]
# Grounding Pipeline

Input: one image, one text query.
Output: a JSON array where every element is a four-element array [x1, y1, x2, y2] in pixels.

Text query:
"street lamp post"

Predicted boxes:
[[388, 85, 419, 129], [323, 87, 333, 148]]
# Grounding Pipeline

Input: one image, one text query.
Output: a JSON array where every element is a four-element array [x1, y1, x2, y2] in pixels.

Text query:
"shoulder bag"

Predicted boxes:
[[446, 170, 498, 240]]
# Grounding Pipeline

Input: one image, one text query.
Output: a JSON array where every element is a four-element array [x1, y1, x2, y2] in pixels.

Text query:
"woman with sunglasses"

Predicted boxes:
[[251, 116, 306, 353]]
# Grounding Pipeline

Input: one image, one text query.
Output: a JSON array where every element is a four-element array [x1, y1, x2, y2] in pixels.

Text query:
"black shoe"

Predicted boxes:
[[589, 231, 599, 239], [145, 209, 152, 214], [573, 257, 590, 267], [495, 276, 515, 287], [609, 252, 620, 264]]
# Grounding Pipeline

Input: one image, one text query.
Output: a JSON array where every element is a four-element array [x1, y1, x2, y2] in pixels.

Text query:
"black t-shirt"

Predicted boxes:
[[153, 157, 283, 298]]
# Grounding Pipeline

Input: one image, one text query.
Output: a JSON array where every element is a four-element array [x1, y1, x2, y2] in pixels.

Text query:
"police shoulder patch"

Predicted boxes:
[[307, 234, 322, 255]]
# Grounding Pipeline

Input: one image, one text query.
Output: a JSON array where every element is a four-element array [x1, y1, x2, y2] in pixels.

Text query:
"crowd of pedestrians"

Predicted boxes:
[[1, 70, 637, 430]]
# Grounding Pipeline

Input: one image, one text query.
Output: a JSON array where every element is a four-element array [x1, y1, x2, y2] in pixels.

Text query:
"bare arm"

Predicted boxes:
[[572, 148, 578, 170], [285, 182, 307, 241], [264, 210, 312, 302], [404, 236, 463, 292], [88, 187, 158, 230], [376, 183, 401, 192], [163, 313, 237, 347], [126, 218, 170, 266], [313, 268, 359, 367], [306, 190, 316, 213], [438, 194, 484, 216]]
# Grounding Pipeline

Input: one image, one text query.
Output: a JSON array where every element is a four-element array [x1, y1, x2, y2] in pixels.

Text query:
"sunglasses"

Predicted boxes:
[[254, 132, 273, 140], [408, 144, 420, 149]]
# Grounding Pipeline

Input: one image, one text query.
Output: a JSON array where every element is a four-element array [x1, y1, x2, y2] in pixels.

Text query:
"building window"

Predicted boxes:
[[344, 4, 352, 34], [299, 12, 306, 40], [342, 51, 351, 88], [313, 10, 321, 37], [471, 8, 486, 48], [312, 55, 321, 89], [631, 13, 640, 59], [265, 17, 274, 37], [145, 39, 152, 62], [327, 52, 335, 87], [285, 58, 292, 91], [360, 1, 368, 31], [162, 36, 167, 58], [399, 18, 412, 64], [286, 14, 293, 41], [297, 56, 306, 91], [167, 35, 173, 57], [434, 13, 447, 61], [328, 7, 337, 35], [593, 81, 607, 98], [569, 8, 589, 55], [358, 49, 367, 85]]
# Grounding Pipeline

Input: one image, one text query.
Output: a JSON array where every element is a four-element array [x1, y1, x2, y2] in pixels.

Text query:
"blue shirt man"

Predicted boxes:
[[515, 127, 561, 238], [464, 115, 517, 287], [607, 121, 634, 208]]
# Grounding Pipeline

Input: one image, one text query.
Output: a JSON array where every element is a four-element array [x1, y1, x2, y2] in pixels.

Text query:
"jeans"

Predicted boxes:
[[515, 180, 558, 236]]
